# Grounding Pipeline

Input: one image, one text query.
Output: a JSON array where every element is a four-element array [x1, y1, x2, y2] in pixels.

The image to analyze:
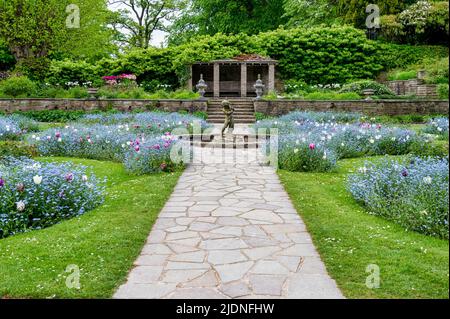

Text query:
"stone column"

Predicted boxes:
[[187, 65, 193, 91], [240, 63, 247, 98], [213, 63, 220, 98], [268, 64, 275, 92]]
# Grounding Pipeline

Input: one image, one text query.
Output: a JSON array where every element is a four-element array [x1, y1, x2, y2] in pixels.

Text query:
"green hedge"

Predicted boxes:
[[36, 26, 449, 87]]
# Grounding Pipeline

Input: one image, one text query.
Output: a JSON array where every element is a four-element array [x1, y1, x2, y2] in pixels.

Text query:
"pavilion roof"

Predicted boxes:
[[193, 54, 277, 65]]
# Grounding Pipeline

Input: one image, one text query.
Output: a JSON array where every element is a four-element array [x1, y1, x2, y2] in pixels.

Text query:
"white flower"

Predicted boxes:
[[16, 201, 26, 212], [437, 127, 443, 132], [359, 166, 368, 174], [369, 138, 375, 144], [391, 137, 396, 141], [294, 148, 299, 154], [375, 135, 381, 140], [423, 176, 432, 184], [341, 142, 345, 147], [323, 152, 327, 160], [57, 138, 62, 142], [33, 175, 43, 185], [82, 175, 88, 182]]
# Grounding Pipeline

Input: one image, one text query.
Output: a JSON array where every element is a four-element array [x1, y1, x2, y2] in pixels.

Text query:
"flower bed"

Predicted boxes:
[[348, 157, 449, 239], [255, 111, 424, 172], [0, 158, 105, 239], [29, 112, 207, 174]]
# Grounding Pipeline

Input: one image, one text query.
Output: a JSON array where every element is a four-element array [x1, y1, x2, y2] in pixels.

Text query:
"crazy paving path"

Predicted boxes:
[[114, 145, 344, 299]]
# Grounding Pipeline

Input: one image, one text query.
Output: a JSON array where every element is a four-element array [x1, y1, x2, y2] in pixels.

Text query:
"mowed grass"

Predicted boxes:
[[279, 156, 449, 299], [0, 157, 181, 298]]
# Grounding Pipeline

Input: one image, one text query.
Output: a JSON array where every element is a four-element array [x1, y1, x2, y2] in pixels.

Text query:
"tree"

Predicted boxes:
[[283, 0, 340, 27], [169, 0, 287, 44], [283, 0, 414, 29], [0, 0, 113, 74], [108, 0, 187, 48]]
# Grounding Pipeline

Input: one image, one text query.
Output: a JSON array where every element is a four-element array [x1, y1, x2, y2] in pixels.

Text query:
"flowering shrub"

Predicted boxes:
[[79, 112, 210, 134], [348, 157, 449, 239], [124, 134, 185, 175], [0, 117, 21, 141], [423, 118, 449, 139], [278, 136, 337, 172], [255, 111, 423, 172], [102, 74, 137, 86], [0, 114, 39, 141], [0, 158, 105, 239]]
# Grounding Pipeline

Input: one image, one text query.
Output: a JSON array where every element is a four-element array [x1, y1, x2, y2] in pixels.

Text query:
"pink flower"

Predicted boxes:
[[160, 163, 167, 170], [134, 145, 140, 152], [65, 173, 74, 182], [153, 144, 161, 150], [0, 177, 5, 188], [55, 132, 61, 138], [309, 143, 316, 150]]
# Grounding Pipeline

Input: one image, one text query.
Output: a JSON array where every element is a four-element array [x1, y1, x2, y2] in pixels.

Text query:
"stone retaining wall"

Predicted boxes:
[[0, 99, 208, 113], [0, 98, 448, 117], [254, 99, 449, 116]]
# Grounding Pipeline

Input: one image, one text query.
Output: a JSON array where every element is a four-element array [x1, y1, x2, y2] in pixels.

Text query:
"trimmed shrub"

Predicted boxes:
[[340, 80, 395, 96], [0, 76, 37, 98]]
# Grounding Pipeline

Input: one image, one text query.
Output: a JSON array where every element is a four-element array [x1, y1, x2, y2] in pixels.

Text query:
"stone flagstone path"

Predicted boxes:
[[114, 128, 343, 299]]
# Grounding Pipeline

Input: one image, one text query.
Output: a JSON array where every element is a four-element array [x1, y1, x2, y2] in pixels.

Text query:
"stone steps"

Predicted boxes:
[[207, 99, 256, 124]]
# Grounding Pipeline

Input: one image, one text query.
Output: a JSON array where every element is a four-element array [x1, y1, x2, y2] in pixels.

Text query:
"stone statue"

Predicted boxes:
[[221, 100, 235, 137]]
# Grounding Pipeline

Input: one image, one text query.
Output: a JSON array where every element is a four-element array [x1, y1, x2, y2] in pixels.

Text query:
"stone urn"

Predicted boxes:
[[87, 87, 98, 99], [254, 74, 265, 100], [196, 74, 208, 99]]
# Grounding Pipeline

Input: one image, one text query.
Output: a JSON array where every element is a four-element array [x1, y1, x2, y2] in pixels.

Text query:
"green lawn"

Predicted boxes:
[[0, 157, 181, 298], [279, 156, 449, 299]]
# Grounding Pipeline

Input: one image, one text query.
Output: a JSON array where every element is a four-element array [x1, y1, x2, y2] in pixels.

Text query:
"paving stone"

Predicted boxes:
[[220, 282, 251, 298], [211, 226, 242, 237], [189, 222, 220, 232], [147, 230, 166, 243], [240, 210, 284, 223], [161, 269, 208, 283], [181, 270, 219, 288], [215, 261, 254, 283], [141, 244, 172, 255], [169, 251, 206, 263], [286, 274, 344, 299], [200, 238, 248, 250], [208, 250, 248, 265], [249, 275, 286, 296], [165, 288, 227, 299], [243, 246, 281, 260], [278, 244, 318, 257], [114, 283, 176, 299], [128, 266, 164, 283], [251, 260, 290, 275], [166, 262, 210, 270], [217, 217, 249, 226], [134, 254, 168, 266], [166, 231, 199, 241]]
